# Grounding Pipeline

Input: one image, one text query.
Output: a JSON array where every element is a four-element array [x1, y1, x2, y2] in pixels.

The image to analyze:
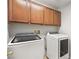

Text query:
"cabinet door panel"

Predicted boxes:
[[54, 10, 61, 26], [8, 0, 12, 21], [12, 0, 30, 22], [30, 3, 44, 24], [44, 7, 54, 25]]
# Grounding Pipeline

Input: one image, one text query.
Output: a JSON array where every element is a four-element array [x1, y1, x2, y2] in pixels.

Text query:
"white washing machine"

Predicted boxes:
[[8, 33, 45, 59], [46, 33, 69, 59]]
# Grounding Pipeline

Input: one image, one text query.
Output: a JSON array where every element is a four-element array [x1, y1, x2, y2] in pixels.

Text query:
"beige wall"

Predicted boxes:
[[8, 23, 59, 42], [59, 4, 71, 38]]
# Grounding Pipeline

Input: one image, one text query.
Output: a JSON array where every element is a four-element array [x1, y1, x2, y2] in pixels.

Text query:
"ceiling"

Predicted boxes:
[[31, 0, 71, 9]]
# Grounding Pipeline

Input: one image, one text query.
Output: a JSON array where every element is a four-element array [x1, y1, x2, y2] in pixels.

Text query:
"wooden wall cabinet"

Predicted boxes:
[[9, 0, 30, 23], [8, 0, 12, 21], [44, 7, 54, 25], [8, 0, 61, 26], [53, 10, 61, 26], [30, 3, 44, 24]]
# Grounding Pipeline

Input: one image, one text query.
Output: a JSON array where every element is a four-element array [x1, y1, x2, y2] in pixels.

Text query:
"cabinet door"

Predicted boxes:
[[8, 0, 12, 21], [12, 0, 30, 23], [44, 7, 54, 25], [54, 10, 61, 26], [30, 3, 44, 24]]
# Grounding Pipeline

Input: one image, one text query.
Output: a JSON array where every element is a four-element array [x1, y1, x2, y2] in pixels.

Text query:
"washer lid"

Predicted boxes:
[[11, 33, 41, 43]]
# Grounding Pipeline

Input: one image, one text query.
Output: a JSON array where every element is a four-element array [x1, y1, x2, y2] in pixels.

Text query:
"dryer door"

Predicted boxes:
[[60, 39, 68, 57]]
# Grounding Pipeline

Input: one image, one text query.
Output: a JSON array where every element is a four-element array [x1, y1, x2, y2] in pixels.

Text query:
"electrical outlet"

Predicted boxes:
[[33, 29, 40, 34]]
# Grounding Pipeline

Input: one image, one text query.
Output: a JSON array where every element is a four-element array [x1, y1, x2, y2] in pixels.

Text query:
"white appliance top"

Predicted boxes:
[[8, 33, 45, 46], [47, 33, 69, 39]]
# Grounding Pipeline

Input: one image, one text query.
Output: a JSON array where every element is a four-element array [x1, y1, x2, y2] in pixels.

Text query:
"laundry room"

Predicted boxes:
[[7, 0, 71, 59]]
